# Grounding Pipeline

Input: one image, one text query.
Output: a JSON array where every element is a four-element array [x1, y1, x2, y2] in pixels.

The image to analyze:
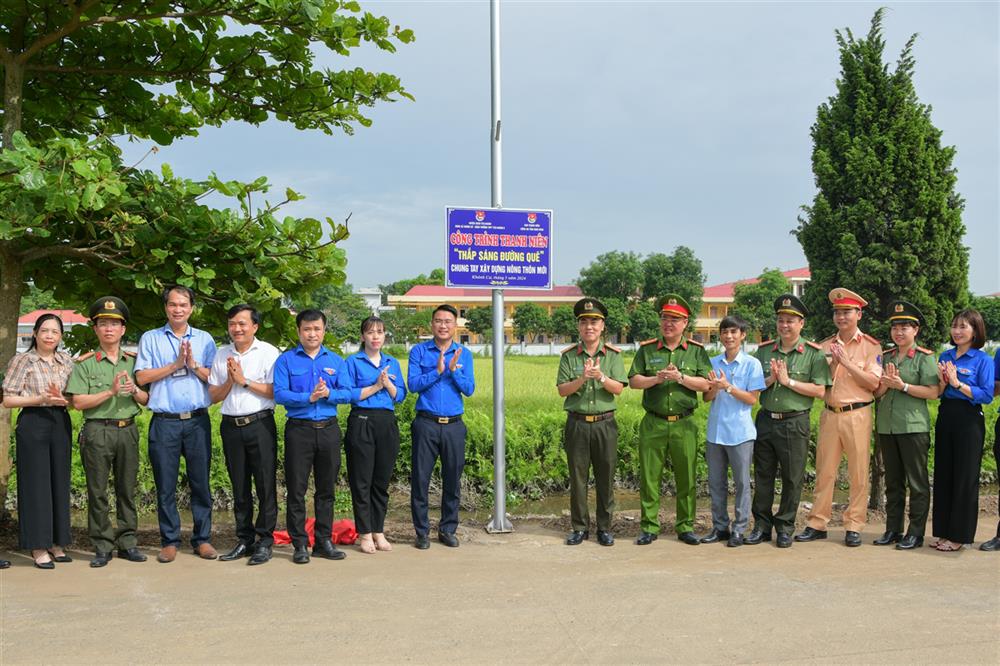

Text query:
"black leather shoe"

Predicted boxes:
[[896, 535, 923, 550], [776, 533, 793, 548], [117, 547, 147, 562], [596, 531, 614, 547], [565, 530, 588, 545], [742, 528, 771, 545], [219, 542, 253, 561], [48, 551, 72, 563], [726, 533, 743, 548], [844, 530, 862, 547], [978, 535, 1000, 552], [794, 527, 828, 542], [438, 532, 460, 548], [635, 531, 658, 546], [292, 545, 310, 564], [414, 535, 430, 550], [873, 531, 901, 546], [313, 539, 347, 560], [90, 551, 112, 568], [699, 529, 731, 544], [0, 559, 10, 569], [677, 531, 700, 546], [34, 559, 55, 570], [248, 545, 272, 565]]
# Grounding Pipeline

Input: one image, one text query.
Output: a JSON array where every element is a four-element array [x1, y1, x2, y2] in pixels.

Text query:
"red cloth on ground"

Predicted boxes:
[[272, 519, 358, 546]]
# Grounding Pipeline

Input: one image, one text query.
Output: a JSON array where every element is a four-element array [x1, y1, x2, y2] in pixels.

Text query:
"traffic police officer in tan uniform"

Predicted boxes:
[[797, 288, 882, 547], [556, 297, 627, 546], [746, 294, 831, 548], [629, 294, 711, 546], [66, 297, 150, 567]]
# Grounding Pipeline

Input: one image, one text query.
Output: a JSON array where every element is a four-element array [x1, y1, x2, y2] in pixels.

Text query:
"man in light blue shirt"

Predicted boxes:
[[135, 286, 218, 563], [701, 315, 766, 547]]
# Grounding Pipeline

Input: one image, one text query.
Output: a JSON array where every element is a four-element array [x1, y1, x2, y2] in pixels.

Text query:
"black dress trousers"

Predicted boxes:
[[284, 419, 341, 548], [932, 399, 985, 544], [16, 407, 73, 550], [221, 413, 278, 546], [345, 408, 400, 534]]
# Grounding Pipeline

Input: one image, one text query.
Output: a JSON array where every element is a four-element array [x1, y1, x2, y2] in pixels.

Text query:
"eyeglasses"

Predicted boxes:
[[432, 319, 455, 326], [659, 317, 687, 325]]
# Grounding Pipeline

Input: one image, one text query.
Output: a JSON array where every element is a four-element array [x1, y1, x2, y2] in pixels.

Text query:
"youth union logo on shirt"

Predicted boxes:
[[323, 367, 336, 375]]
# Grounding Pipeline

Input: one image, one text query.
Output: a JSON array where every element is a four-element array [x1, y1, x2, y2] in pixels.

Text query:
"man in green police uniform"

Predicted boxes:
[[66, 297, 150, 568], [557, 297, 627, 546], [629, 293, 711, 546], [745, 294, 831, 548]]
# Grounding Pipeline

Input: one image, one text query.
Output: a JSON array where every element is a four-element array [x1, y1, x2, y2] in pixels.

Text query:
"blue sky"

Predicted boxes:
[[121, 1, 999, 295]]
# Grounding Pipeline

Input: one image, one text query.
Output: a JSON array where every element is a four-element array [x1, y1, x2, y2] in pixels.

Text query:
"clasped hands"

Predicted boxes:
[[39, 382, 68, 407], [879, 363, 905, 391], [707, 369, 732, 392], [437, 349, 462, 374], [937, 360, 960, 388], [172, 340, 198, 370]]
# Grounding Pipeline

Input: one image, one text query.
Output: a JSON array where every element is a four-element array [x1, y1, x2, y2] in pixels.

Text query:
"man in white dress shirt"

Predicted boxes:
[[209, 304, 281, 565]]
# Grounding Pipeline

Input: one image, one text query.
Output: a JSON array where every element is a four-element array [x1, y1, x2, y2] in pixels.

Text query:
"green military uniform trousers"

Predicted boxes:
[[564, 414, 618, 532], [751, 411, 810, 536], [79, 419, 141, 552], [877, 432, 931, 537], [638, 412, 698, 534]]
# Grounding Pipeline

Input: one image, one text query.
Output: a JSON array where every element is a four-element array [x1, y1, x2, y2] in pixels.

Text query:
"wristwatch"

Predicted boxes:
[[788, 379, 797, 388], [242, 381, 250, 389], [902, 383, 910, 394], [725, 385, 733, 395]]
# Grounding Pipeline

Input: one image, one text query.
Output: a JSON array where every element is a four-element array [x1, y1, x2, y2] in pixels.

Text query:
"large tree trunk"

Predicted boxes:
[[868, 440, 886, 512], [2, 62, 24, 149], [0, 247, 25, 518]]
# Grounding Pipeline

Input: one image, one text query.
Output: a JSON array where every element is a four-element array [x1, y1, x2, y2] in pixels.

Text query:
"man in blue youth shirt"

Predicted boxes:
[[407, 304, 475, 549], [273, 309, 360, 564], [135, 286, 218, 564], [700, 315, 766, 547]]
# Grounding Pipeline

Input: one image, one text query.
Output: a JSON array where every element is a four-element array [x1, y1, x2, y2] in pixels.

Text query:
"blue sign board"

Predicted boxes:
[[446, 207, 553, 289]]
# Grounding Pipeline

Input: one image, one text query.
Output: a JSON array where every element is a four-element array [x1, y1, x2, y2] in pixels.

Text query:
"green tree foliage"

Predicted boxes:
[[378, 269, 445, 304], [0, 0, 414, 146], [641, 247, 706, 319], [380, 308, 428, 344], [603, 297, 630, 341], [1, 134, 348, 351], [18, 284, 62, 315], [299, 283, 372, 343], [794, 9, 966, 346], [970, 295, 1000, 343], [512, 302, 549, 343], [548, 305, 577, 342], [629, 300, 660, 342], [730, 269, 793, 340], [576, 251, 643, 302], [464, 306, 493, 340]]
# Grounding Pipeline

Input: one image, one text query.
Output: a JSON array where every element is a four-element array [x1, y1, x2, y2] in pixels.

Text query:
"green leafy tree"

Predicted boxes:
[[970, 295, 1000, 343], [0, 0, 413, 511], [512, 303, 549, 343], [548, 305, 578, 343], [464, 306, 494, 341], [299, 283, 372, 343], [794, 8, 967, 346], [380, 307, 428, 344], [730, 269, 793, 340], [18, 283, 62, 315], [603, 297, 630, 342], [629, 300, 660, 342], [576, 251, 643, 302], [378, 269, 445, 305], [641, 247, 706, 322]]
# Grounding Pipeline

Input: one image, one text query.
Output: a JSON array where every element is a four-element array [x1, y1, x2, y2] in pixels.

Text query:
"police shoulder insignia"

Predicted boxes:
[[758, 339, 774, 347], [75, 351, 95, 363], [805, 340, 824, 351], [819, 334, 837, 344], [560, 344, 578, 355], [916, 346, 934, 355], [604, 342, 621, 353], [124, 350, 137, 358], [862, 333, 881, 345], [640, 338, 659, 346], [685, 337, 704, 347]]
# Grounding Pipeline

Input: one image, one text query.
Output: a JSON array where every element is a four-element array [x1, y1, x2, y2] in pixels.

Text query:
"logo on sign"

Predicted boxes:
[[475, 210, 485, 222], [527, 213, 537, 223]]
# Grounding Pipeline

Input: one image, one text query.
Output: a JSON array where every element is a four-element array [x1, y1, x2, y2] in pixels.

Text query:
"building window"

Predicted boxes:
[[709, 306, 719, 318]]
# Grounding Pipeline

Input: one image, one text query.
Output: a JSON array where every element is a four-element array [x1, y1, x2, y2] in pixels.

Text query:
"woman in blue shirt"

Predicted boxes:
[[344, 316, 406, 554], [933, 309, 995, 552]]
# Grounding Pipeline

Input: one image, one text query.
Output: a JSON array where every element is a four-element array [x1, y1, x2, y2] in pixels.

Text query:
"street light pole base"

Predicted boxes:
[[485, 515, 513, 533]]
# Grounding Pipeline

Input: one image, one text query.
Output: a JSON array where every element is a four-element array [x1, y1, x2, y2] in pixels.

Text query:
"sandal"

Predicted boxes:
[[358, 535, 376, 554], [374, 533, 393, 552], [935, 540, 963, 552], [48, 549, 73, 563], [33, 550, 54, 570]]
